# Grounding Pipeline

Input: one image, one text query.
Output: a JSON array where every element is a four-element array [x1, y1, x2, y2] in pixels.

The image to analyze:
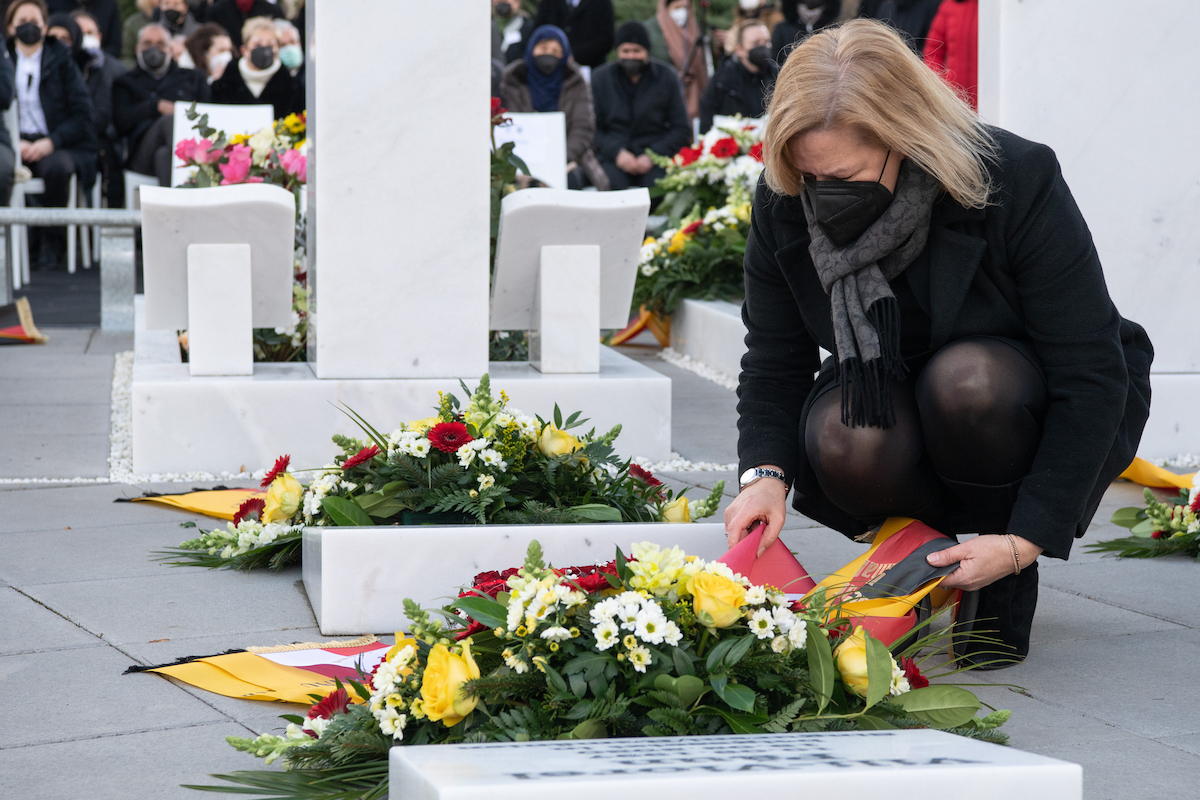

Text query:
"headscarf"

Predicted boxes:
[[654, 0, 707, 119], [46, 13, 82, 60], [523, 25, 571, 113]]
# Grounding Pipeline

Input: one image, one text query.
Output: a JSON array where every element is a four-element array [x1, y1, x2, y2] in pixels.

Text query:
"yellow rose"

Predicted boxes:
[[690, 571, 746, 628], [661, 497, 691, 524], [262, 473, 303, 522], [834, 626, 871, 698], [537, 424, 583, 457], [419, 641, 480, 727], [667, 230, 687, 254], [406, 416, 440, 434]]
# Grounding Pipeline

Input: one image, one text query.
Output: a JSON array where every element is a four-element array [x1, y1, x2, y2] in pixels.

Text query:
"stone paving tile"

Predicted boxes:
[[83, 331, 133, 355], [1035, 735, 1200, 800], [1038, 557, 1200, 628], [23, 327, 94, 352], [1028, 586, 1184, 645], [0, 352, 115, 378], [0, 433, 111, 479], [1159, 732, 1200, 758], [0, 646, 227, 749], [0, 484, 207, 534], [0, 722, 260, 800], [0, 376, 113, 405], [0, 403, 110, 436], [0, 586, 99, 655]]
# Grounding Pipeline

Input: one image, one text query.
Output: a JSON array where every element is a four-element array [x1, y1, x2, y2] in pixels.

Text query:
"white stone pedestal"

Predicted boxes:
[[670, 299, 747, 380], [303, 522, 725, 635], [389, 731, 1081, 799], [186, 244, 253, 377], [529, 245, 601, 374]]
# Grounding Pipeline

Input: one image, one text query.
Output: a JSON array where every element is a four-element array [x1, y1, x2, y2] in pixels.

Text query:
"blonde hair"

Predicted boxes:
[[241, 16, 278, 47], [763, 20, 996, 208], [728, 18, 768, 54]]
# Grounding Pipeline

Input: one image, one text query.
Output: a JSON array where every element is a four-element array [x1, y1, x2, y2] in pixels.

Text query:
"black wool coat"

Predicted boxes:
[[591, 59, 690, 164], [112, 62, 209, 150], [699, 57, 777, 134], [534, 0, 614, 68], [46, 0, 122, 58], [210, 62, 302, 120], [208, 0, 284, 50], [736, 128, 1153, 560], [858, 0, 944, 54], [772, 1, 841, 63]]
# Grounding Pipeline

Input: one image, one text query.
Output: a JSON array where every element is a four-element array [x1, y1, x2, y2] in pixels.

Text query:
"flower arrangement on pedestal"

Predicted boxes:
[[157, 376, 723, 571], [1088, 474, 1200, 558], [649, 119, 764, 222], [190, 540, 1009, 800]]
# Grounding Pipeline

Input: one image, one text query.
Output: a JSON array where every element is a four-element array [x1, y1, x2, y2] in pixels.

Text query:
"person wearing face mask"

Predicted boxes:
[[206, 0, 281, 51], [6, 0, 98, 270], [498, 25, 604, 191], [119, 0, 158, 68], [68, 9, 125, 210], [210, 16, 301, 119], [183, 22, 233, 83], [772, 0, 840, 63], [158, 0, 197, 38], [727, 21, 1153, 672], [491, 0, 534, 65], [112, 22, 209, 187], [857, 0, 943, 55], [643, 0, 707, 122], [533, 0, 615, 72], [41, 0, 121, 59], [271, 18, 301, 77], [590, 21, 689, 192], [699, 20, 776, 134]]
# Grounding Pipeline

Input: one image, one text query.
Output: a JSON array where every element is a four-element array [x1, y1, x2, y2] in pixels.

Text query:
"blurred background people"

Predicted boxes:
[[645, 0, 707, 122], [6, 0, 98, 269], [772, 0, 841, 62], [492, 0, 534, 65], [69, 8, 124, 209], [591, 21, 689, 191], [272, 17, 300, 76], [923, 0, 978, 110], [857, 0, 942, 53], [45, 0, 120, 58], [113, 21, 207, 186], [534, 0, 614, 75], [0, 37, 13, 207], [207, 0, 280, 50], [210, 15, 301, 118], [157, 0, 196, 38], [119, 0, 155, 67], [183, 21, 232, 83], [700, 18, 776, 133], [499, 24, 603, 191]]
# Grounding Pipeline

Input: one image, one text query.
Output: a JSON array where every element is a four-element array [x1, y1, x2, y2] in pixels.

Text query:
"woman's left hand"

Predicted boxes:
[[926, 534, 1043, 591], [25, 137, 54, 162]]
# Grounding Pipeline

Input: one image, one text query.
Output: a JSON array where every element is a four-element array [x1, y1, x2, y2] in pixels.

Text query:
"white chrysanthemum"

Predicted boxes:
[[787, 621, 808, 649], [303, 715, 330, 739], [629, 542, 688, 596], [749, 608, 775, 640], [480, 449, 507, 472], [540, 626, 572, 642], [745, 585, 768, 606], [617, 603, 641, 631], [469, 438, 490, 451], [772, 606, 796, 634], [662, 620, 683, 647], [640, 262, 659, 277], [477, 474, 495, 491], [590, 597, 619, 623], [504, 650, 529, 673], [616, 591, 644, 605], [410, 439, 431, 457], [634, 609, 667, 644], [457, 444, 476, 467], [628, 645, 652, 673], [890, 659, 911, 696], [376, 707, 406, 739], [563, 590, 587, 608], [594, 620, 620, 650], [771, 635, 790, 654]]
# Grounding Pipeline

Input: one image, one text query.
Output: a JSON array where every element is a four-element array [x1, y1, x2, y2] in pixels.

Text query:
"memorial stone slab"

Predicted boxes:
[[390, 731, 1081, 800]]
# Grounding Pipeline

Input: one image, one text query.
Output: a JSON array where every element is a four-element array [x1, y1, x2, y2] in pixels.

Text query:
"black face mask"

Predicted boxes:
[[249, 45, 275, 69], [534, 54, 560, 76], [14, 22, 42, 45], [619, 57, 646, 78], [804, 151, 894, 247], [747, 45, 772, 70], [139, 46, 167, 71], [495, 2, 513, 17], [163, 8, 184, 27]]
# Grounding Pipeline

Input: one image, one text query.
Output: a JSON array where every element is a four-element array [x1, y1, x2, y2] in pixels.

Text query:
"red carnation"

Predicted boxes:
[[342, 444, 380, 471], [1189, 491, 1199, 514], [455, 619, 488, 640], [676, 145, 702, 166], [749, 141, 764, 162], [629, 463, 665, 500], [901, 657, 929, 690], [233, 497, 266, 526], [428, 421, 473, 453], [682, 220, 703, 235], [1152, 530, 1165, 539], [709, 136, 740, 159], [308, 688, 350, 720], [261, 454, 291, 488]]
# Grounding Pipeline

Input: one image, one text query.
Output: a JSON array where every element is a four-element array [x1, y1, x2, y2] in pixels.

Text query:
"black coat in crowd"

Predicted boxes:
[[699, 56, 778, 133], [47, 0, 122, 58], [0, 50, 12, 151], [208, 0, 284, 49], [80, 51, 125, 143], [534, 0, 614, 68], [211, 61, 301, 120], [858, 0, 944, 54], [5, 37, 98, 165], [736, 128, 1153, 561], [112, 61, 209, 150], [591, 58, 690, 165], [772, 1, 841, 63]]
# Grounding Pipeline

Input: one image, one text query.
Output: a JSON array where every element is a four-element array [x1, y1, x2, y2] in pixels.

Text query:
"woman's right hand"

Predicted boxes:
[[723, 471, 788, 556]]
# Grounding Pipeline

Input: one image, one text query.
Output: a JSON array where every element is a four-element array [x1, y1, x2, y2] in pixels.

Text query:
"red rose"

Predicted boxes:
[[1152, 530, 1164, 539], [682, 220, 703, 235], [428, 421, 474, 453], [342, 444, 380, 471], [233, 497, 266, 526], [901, 657, 929, 690], [749, 141, 764, 162], [455, 619, 487, 640], [676, 145, 702, 166], [261, 454, 291, 488], [308, 688, 351, 720], [709, 136, 740, 159], [490, 97, 503, 116]]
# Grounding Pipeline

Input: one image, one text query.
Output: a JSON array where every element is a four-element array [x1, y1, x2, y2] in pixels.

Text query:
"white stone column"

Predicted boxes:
[[306, 0, 490, 379], [979, 0, 1200, 457]]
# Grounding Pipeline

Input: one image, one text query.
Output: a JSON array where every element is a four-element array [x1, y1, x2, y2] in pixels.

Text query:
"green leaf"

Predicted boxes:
[[320, 496, 375, 527], [671, 646, 695, 677], [1110, 506, 1148, 529], [179, 521, 196, 528], [855, 713, 898, 730], [718, 682, 757, 713], [449, 596, 508, 629], [806, 621, 835, 714], [722, 635, 756, 669], [705, 638, 737, 673], [1130, 519, 1156, 536], [889, 685, 982, 728], [569, 504, 622, 522], [694, 705, 767, 734], [570, 719, 606, 739], [673, 675, 706, 707], [863, 633, 894, 710]]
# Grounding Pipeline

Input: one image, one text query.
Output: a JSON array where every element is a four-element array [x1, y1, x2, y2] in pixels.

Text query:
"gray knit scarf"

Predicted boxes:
[[800, 160, 942, 428]]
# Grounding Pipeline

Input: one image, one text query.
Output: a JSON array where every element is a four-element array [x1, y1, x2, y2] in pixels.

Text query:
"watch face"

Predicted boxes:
[[740, 468, 758, 486]]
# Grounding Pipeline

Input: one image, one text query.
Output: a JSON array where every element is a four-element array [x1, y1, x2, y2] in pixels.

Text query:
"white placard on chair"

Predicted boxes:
[[492, 112, 568, 190]]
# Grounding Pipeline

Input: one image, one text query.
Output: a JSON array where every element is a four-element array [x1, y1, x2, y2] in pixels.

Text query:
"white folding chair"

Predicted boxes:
[[6, 103, 80, 276]]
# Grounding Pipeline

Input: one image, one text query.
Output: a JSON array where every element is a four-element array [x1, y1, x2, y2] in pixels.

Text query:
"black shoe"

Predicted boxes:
[[952, 561, 1039, 670]]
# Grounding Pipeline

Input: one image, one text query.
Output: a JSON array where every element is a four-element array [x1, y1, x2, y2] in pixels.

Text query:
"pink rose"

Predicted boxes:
[[219, 144, 253, 185], [281, 148, 307, 182], [175, 138, 219, 165]]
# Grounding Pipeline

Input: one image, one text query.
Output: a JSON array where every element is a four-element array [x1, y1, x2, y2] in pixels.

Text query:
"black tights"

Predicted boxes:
[[805, 338, 1049, 529]]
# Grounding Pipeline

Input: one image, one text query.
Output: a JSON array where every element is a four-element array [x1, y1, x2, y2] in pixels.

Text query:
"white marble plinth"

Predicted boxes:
[[186, 244, 253, 377], [530, 245, 600, 374], [306, 0, 490, 379], [670, 299, 747, 380], [389, 731, 1081, 799], [132, 298, 672, 474], [303, 523, 725, 635]]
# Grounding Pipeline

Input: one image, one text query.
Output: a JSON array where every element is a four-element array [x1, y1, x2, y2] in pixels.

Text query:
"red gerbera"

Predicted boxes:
[[709, 136, 740, 159], [261, 454, 291, 488], [1152, 530, 1165, 539], [629, 464, 662, 487], [428, 421, 473, 453], [901, 657, 929, 690], [233, 497, 266, 526], [342, 444, 380, 471], [676, 145, 702, 166], [749, 141, 764, 162], [682, 220, 703, 235], [308, 688, 351, 720]]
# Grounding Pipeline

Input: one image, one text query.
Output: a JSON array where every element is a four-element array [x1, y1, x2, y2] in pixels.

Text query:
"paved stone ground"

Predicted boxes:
[[1, 331, 1198, 798]]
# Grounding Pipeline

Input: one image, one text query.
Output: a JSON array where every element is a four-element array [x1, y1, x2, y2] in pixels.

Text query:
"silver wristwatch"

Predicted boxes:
[[739, 467, 787, 492]]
